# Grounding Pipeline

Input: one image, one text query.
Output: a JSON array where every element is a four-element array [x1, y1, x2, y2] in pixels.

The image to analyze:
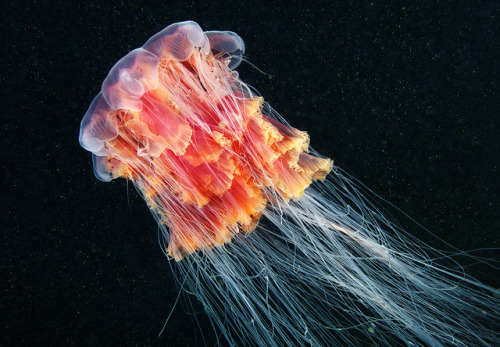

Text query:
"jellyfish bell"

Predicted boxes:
[[101, 48, 160, 112], [79, 21, 499, 346], [205, 30, 246, 69], [143, 21, 211, 61]]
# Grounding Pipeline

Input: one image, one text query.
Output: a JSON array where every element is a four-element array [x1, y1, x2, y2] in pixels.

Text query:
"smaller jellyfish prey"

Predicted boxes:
[[80, 21, 499, 346]]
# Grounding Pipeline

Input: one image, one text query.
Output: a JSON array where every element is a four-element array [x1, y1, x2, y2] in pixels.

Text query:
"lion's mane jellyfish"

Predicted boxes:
[[80, 21, 499, 346]]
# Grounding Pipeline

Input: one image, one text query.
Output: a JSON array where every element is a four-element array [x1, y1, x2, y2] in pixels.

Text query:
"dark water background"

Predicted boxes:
[[2, 1, 498, 346]]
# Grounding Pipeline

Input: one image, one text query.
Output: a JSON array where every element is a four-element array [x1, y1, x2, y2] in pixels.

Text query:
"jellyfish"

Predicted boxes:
[[79, 21, 499, 346]]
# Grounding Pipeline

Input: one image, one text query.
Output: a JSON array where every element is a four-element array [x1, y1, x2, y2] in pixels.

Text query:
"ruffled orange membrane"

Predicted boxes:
[[80, 21, 332, 260]]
